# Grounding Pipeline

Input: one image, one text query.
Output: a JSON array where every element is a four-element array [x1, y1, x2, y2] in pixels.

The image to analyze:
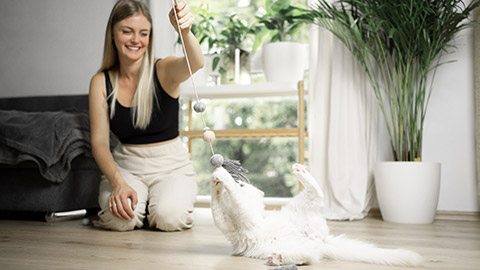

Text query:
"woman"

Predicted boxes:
[[89, 0, 204, 231]]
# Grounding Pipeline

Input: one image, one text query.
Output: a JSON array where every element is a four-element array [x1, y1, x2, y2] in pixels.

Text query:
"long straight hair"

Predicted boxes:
[[99, 0, 156, 130]]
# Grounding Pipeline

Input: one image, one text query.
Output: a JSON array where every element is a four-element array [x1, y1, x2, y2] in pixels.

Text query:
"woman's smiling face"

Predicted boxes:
[[113, 14, 151, 62]]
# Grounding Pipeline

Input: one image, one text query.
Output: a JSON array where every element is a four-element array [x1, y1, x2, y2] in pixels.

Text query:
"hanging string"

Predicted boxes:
[[171, 0, 214, 156], [171, 0, 250, 183]]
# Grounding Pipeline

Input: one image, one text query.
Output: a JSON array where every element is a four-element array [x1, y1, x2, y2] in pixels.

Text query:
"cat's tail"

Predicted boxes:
[[322, 234, 422, 267]]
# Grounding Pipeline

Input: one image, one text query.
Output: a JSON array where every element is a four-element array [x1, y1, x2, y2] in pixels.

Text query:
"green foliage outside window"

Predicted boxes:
[[189, 137, 303, 197], [187, 0, 310, 46], [181, 97, 308, 197]]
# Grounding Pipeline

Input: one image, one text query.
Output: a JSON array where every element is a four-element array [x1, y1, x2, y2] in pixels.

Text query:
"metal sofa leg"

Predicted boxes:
[[45, 209, 87, 222]]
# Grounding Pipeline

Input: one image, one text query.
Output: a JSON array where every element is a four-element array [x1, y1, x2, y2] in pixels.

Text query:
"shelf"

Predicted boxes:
[[180, 81, 305, 99], [179, 128, 306, 139]]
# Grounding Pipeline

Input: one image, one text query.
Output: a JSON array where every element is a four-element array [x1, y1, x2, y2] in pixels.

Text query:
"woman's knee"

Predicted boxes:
[[94, 208, 144, 232], [108, 217, 139, 232], [148, 205, 194, 231]]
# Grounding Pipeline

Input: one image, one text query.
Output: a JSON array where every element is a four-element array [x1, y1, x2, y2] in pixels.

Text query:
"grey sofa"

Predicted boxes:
[[0, 95, 108, 216]]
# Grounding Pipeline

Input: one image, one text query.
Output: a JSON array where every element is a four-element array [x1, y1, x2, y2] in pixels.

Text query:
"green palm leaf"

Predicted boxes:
[[310, 0, 480, 161]]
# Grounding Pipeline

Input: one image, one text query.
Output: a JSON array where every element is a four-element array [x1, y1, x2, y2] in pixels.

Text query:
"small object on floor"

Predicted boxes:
[[269, 265, 298, 270], [81, 218, 90, 226]]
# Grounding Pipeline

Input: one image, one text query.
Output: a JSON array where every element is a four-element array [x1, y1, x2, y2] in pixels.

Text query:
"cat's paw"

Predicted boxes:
[[267, 253, 283, 266], [212, 177, 223, 186], [292, 163, 307, 174], [211, 168, 227, 196], [291, 164, 324, 199], [212, 168, 227, 184]]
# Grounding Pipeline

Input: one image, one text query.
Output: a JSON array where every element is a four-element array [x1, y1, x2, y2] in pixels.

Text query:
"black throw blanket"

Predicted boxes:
[[0, 110, 98, 183]]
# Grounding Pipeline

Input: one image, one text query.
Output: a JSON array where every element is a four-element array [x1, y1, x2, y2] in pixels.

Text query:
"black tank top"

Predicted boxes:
[[104, 62, 179, 144]]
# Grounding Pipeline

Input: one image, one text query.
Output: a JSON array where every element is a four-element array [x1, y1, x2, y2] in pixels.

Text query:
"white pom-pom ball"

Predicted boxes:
[[203, 130, 216, 143]]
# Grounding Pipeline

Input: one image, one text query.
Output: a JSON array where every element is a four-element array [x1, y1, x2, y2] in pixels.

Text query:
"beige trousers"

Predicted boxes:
[[93, 138, 198, 232]]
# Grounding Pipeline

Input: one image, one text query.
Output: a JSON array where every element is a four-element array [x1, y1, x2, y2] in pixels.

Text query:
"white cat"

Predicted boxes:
[[211, 163, 422, 266]]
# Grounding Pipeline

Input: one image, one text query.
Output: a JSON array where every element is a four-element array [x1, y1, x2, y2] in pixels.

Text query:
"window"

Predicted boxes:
[[181, 0, 310, 198]]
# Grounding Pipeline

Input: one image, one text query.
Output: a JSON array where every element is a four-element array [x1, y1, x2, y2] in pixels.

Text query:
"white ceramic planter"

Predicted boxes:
[[262, 42, 307, 83], [374, 162, 441, 224]]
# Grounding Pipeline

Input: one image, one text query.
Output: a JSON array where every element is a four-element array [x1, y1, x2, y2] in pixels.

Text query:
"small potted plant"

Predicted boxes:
[[210, 14, 258, 85], [256, 0, 310, 82], [177, 3, 218, 86]]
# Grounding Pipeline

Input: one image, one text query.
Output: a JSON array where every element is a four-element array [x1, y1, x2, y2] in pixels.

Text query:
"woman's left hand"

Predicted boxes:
[[169, 0, 193, 35]]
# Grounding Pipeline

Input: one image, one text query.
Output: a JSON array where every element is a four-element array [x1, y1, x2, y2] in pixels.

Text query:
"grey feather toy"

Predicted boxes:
[[269, 265, 298, 270], [210, 154, 250, 184]]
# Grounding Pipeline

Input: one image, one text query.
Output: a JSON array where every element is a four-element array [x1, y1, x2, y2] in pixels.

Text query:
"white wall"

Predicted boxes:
[[149, 0, 177, 58], [423, 27, 479, 212], [0, 0, 116, 98]]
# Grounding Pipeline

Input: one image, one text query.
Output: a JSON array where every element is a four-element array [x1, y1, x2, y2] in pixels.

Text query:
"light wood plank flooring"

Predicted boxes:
[[1, 208, 479, 270]]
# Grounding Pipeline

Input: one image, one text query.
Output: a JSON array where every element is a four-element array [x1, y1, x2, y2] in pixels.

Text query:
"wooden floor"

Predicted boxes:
[[1, 208, 479, 270]]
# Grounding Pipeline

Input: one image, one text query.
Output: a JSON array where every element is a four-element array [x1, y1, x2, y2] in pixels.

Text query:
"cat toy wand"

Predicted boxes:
[[171, 0, 250, 184]]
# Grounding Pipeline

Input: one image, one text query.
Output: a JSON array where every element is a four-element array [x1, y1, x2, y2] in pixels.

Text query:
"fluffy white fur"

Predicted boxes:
[[211, 164, 422, 266]]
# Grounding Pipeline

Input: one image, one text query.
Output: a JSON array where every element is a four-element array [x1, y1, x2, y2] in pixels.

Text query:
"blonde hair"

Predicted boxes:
[[99, 0, 156, 130]]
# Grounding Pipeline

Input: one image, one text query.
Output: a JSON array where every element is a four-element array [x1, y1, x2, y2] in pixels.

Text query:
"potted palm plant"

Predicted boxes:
[[256, 0, 310, 82], [310, 0, 480, 223]]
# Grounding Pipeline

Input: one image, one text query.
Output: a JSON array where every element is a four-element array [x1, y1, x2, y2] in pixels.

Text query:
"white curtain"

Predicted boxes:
[[474, 8, 480, 195], [307, 21, 391, 220]]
